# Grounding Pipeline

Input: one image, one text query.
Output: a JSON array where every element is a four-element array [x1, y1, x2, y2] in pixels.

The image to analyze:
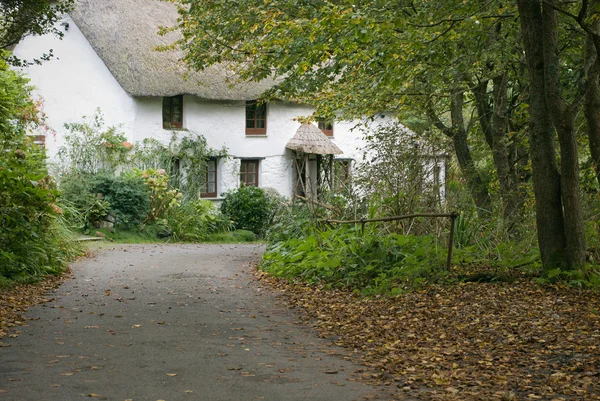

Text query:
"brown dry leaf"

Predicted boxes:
[[88, 394, 101, 398], [131, 324, 142, 329], [166, 373, 177, 377], [105, 290, 111, 296], [0, 271, 70, 340], [254, 266, 600, 401]]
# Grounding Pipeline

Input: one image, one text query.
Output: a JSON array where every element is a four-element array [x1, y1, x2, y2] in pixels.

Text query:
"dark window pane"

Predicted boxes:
[[173, 110, 181, 123], [162, 98, 170, 126]]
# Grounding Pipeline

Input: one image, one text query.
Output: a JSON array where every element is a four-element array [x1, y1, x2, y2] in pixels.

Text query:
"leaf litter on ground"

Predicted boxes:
[[0, 272, 70, 341], [254, 269, 600, 400]]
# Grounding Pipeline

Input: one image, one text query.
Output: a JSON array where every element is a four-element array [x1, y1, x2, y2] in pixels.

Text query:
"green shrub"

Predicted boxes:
[[263, 224, 445, 295], [129, 168, 182, 223], [221, 186, 274, 236], [165, 199, 231, 242], [0, 62, 82, 281], [57, 109, 133, 175], [61, 172, 150, 230], [266, 201, 314, 243]]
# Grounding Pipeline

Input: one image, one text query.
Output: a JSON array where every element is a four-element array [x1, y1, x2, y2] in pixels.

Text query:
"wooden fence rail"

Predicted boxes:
[[323, 212, 459, 271]]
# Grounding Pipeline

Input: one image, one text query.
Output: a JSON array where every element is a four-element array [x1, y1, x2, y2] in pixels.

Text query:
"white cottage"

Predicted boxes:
[[12, 0, 390, 199]]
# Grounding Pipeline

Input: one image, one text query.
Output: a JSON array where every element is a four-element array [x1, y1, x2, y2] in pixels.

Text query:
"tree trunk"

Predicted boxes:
[[427, 90, 491, 213], [452, 129, 491, 213], [473, 75, 523, 226], [517, 0, 568, 269], [584, 6, 600, 189], [541, 1, 587, 269]]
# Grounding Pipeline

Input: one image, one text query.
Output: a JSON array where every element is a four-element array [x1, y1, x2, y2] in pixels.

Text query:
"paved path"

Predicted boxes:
[[0, 244, 388, 401]]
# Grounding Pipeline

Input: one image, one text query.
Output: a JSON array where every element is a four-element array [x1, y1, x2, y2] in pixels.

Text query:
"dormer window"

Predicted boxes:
[[246, 101, 267, 135], [317, 118, 333, 136], [163, 95, 183, 129]]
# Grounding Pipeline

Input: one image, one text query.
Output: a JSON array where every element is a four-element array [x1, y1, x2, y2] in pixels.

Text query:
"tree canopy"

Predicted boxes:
[[0, 0, 74, 64], [170, 0, 600, 272]]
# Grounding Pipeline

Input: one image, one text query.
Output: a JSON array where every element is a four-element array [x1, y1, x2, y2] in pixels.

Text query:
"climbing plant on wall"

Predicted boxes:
[[134, 132, 227, 200]]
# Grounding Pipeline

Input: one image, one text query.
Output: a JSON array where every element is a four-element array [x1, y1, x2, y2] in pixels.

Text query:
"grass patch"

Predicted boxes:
[[84, 228, 260, 245], [205, 229, 260, 243], [89, 226, 168, 244]]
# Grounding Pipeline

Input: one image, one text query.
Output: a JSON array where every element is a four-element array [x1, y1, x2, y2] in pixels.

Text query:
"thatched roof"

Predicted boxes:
[[286, 124, 343, 155], [70, 0, 275, 100]]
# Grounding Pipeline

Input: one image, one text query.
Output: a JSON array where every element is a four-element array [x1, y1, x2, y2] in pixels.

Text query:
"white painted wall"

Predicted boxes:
[[132, 97, 371, 198], [12, 17, 135, 166]]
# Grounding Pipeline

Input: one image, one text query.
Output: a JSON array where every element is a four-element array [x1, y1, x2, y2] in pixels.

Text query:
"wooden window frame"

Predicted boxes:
[[200, 158, 218, 198], [240, 159, 259, 187], [163, 95, 183, 129], [245, 101, 267, 135], [317, 118, 333, 137]]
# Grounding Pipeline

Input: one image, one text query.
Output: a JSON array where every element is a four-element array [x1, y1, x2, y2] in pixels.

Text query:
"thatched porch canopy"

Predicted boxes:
[[70, 0, 275, 99], [285, 124, 343, 155]]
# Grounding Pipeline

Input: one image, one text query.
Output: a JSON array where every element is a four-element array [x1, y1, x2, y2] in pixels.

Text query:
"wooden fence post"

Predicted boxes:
[[446, 212, 458, 271]]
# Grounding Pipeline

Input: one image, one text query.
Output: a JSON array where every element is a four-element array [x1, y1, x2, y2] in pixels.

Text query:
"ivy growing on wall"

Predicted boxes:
[[134, 132, 227, 200]]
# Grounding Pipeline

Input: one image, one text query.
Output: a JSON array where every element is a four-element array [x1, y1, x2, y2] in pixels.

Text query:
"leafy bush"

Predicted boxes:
[[131, 168, 182, 222], [263, 224, 445, 295], [0, 61, 81, 282], [221, 186, 275, 236], [57, 110, 133, 174], [266, 201, 315, 243], [60, 172, 150, 230], [165, 199, 231, 242]]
